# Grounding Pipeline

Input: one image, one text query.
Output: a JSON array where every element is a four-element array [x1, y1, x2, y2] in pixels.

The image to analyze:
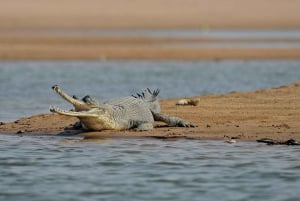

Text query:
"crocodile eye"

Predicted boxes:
[[82, 95, 91, 103]]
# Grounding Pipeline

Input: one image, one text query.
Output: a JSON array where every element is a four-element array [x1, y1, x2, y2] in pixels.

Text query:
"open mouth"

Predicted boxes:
[[52, 85, 92, 111]]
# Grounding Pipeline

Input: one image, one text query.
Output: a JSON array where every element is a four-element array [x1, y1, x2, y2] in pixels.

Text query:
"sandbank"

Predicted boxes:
[[1, 82, 300, 141]]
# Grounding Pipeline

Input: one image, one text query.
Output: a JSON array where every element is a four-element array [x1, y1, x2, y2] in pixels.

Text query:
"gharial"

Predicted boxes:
[[50, 85, 195, 131]]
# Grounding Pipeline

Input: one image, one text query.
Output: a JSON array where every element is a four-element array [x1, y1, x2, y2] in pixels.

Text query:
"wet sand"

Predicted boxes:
[[1, 82, 300, 141], [1, 0, 300, 60]]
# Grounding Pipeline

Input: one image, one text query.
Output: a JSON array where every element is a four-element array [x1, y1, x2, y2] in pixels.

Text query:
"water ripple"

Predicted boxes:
[[1, 136, 300, 201]]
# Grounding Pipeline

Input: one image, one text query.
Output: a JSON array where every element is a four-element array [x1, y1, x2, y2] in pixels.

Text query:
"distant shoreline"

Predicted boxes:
[[1, 0, 300, 60], [1, 34, 300, 60]]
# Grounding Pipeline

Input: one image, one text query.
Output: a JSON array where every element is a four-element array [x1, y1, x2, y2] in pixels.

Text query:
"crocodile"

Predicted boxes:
[[50, 85, 195, 131]]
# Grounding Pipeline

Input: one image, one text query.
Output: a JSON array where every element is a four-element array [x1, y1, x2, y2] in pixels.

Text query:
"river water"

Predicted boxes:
[[1, 60, 300, 122], [1, 60, 300, 201], [1, 135, 300, 201]]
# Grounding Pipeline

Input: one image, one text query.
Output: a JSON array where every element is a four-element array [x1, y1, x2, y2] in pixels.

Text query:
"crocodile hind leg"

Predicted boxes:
[[128, 120, 154, 131], [152, 113, 195, 127], [135, 122, 153, 131]]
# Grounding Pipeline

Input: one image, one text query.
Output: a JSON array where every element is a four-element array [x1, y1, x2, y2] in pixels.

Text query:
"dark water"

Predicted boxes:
[[1, 60, 300, 201], [1, 135, 300, 201], [1, 60, 300, 122]]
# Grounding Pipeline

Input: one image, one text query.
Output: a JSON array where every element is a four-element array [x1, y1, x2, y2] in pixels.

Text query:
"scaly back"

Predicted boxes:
[[132, 88, 161, 114], [105, 96, 155, 122]]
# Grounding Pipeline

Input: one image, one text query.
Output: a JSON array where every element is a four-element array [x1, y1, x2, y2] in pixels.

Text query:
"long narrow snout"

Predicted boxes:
[[52, 85, 91, 111]]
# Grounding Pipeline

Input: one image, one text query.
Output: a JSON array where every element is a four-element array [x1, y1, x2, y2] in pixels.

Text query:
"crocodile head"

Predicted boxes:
[[52, 85, 99, 111], [50, 85, 116, 130]]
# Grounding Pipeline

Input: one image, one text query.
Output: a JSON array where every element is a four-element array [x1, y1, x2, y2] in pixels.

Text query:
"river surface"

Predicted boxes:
[[1, 60, 300, 121], [1, 135, 300, 201], [1, 60, 300, 201]]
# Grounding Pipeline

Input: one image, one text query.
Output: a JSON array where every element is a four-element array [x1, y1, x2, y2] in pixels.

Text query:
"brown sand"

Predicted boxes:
[[1, 0, 300, 60], [1, 82, 300, 141], [1, 0, 300, 29]]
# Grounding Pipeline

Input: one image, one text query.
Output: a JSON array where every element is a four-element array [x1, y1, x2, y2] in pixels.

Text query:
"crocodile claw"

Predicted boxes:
[[177, 121, 195, 128]]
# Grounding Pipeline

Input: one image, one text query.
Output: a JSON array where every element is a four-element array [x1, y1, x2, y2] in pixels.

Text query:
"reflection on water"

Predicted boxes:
[[60, 137, 111, 143], [0, 134, 300, 201], [0, 60, 300, 121]]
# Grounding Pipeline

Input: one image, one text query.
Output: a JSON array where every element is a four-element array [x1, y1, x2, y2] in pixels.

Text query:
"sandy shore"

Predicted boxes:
[[1, 82, 300, 141], [1, 0, 300, 60], [1, 35, 300, 60]]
